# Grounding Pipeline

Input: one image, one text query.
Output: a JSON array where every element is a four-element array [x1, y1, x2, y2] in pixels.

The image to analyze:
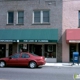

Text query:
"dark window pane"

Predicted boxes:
[[18, 18, 24, 24], [34, 18, 40, 22], [18, 11, 24, 24], [8, 12, 14, 23], [34, 11, 40, 22], [43, 11, 49, 22], [43, 18, 49, 22], [18, 11, 24, 17]]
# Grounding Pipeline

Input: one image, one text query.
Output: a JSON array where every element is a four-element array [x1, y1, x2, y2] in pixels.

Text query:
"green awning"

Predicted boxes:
[[0, 29, 58, 42]]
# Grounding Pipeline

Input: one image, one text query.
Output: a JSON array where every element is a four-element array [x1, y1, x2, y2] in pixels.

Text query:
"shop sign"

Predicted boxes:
[[0, 40, 56, 42], [20, 40, 54, 42], [69, 40, 80, 43], [0, 40, 17, 42]]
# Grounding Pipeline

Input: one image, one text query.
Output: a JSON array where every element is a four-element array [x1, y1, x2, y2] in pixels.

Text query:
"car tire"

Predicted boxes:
[[0, 61, 6, 68], [29, 61, 37, 69]]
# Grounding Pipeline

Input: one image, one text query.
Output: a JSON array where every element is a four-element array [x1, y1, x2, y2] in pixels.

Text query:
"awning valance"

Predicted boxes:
[[0, 29, 58, 43], [66, 29, 80, 43]]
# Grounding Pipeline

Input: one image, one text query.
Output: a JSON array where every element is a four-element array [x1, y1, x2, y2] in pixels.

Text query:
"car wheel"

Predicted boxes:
[[29, 61, 37, 68], [0, 61, 6, 67]]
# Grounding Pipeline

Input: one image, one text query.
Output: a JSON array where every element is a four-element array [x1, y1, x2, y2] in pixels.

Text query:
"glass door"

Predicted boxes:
[[69, 44, 77, 62], [0, 44, 6, 58]]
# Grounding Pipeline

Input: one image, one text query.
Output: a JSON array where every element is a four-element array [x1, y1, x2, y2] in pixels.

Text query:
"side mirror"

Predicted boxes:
[[9, 56, 12, 59]]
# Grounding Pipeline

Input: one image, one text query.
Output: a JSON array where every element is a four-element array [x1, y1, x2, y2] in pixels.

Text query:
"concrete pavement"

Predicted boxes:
[[44, 63, 80, 67]]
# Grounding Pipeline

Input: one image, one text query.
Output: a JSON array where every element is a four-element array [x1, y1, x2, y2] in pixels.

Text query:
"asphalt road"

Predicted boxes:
[[0, 66, 80, 80]]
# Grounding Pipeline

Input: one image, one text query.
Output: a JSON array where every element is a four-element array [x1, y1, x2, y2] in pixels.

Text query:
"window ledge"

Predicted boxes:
[[32, 23, 50, 25], [6, 23, 14, 25], [16, 24, 24, 25]]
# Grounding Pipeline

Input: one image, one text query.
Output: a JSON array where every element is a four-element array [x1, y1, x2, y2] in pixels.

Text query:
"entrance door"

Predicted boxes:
[[0, 44, 6, 58], [9, 44, 12, 56], [69, 44, 77, 62], [78, 43, 80, 62], [34, 45, 42, 56]]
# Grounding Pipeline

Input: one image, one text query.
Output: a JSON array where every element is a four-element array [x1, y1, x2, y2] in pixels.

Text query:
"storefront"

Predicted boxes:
[[66, 29, 80, 62], [0, 29, 58, 62]]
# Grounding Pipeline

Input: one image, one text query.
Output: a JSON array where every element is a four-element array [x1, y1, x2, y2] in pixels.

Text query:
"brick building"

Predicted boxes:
[[0, 0, 62, 62]]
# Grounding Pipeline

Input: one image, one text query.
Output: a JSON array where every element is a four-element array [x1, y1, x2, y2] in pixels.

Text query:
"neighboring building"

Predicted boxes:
[[0, 0, 62, 62], [62, 0, 80, 62]]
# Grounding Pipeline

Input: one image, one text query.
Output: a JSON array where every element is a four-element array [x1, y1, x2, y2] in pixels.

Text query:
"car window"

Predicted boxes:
[[31, 53, 38, 56], [11, 53, 20, 58], [21, 53, 30, 58]]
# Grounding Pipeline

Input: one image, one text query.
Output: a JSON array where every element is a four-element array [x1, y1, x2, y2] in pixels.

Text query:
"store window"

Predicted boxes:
[[19, 44, 28, 52], [44, 44, 56, 58]]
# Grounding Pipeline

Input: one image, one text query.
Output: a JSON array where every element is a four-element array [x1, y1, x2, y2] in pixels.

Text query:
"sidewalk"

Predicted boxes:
[[44, 63, 80, 67]]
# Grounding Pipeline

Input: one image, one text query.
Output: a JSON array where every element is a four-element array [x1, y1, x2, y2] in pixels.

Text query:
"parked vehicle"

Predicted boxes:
[[0, 52, 46, 68]]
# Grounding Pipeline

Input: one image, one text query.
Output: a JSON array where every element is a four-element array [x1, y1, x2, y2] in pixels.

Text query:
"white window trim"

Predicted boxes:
[[17, 11, 24, 24], [32, 11, 34, 24], [33, 10, 50, 24], [7, 12, 8, 24], [16, 12, 18, 24], [41, 11, 43, 23]]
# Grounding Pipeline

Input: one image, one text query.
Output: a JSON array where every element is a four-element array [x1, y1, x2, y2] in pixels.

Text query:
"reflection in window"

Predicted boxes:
[[21, 53, 29, 58], [44, 45, 56, 58], [19, 44, 28, 52], [11, 53, 20, 58]]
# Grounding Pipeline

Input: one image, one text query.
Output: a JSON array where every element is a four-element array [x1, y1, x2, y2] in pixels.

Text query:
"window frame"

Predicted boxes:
[[32, 10, 50, 24], [17, 11, 24, 24], [79, 11, 80, 27], [7, 11, 14, 24]]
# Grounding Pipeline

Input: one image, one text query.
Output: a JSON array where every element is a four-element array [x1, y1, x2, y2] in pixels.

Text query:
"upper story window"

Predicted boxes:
[[17, 11, 24, 24], [79, 11, 80, 27], [33, 10, 50, 24], [7, 11, 14, 24]]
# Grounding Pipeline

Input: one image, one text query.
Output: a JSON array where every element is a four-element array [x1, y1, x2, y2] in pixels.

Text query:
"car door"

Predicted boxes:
[[7, 53, 20, 66], [18, 53, 30, 66]]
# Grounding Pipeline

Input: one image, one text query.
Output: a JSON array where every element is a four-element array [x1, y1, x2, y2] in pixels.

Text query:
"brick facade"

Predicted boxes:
[[0, 0, 62, 62]]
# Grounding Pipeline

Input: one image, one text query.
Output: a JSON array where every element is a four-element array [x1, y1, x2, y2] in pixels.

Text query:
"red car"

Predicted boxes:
[[0, 52, 46, 68]]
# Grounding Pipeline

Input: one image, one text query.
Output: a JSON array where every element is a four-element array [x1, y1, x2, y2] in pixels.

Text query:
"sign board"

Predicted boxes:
[[0, 40, 56, 43], [19, 40, 56, 42], [69, 40, 80, 43], [0, 40, 17, 42]]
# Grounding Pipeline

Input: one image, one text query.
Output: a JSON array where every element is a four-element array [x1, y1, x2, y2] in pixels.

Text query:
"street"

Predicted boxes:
[[0, 66, 80, 80]]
